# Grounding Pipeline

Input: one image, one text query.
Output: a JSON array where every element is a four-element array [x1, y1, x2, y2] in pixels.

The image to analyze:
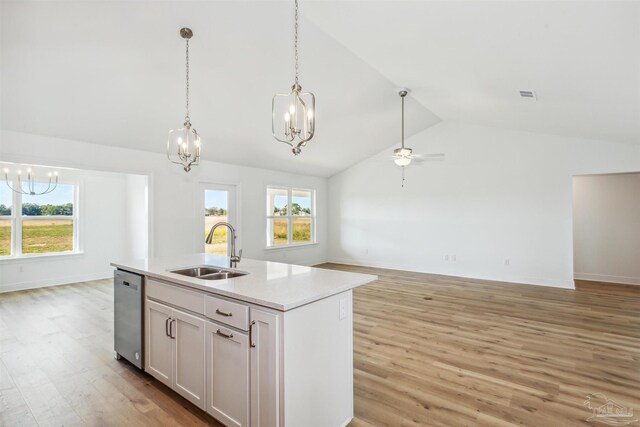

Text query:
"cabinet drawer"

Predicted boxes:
[[147, 279, 204, 315], [205, 295, 249, 331]]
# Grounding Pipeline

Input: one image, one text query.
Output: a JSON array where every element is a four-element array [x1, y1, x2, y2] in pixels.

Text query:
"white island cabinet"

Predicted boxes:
[[112, 254, 377, 427]]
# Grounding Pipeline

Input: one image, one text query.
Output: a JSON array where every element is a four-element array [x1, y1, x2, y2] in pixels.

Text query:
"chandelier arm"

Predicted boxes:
[[40, 180, 53, 195], [4, 177, 26, 195]]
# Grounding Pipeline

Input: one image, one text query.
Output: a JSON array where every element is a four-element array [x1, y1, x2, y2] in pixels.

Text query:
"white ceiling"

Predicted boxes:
[[306, 0, 640, 145], [1, 1, 638, 177]]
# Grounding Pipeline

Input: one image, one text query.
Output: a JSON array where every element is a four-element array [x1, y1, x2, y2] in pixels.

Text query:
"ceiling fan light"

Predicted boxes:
[[394, 157, 412, 167]]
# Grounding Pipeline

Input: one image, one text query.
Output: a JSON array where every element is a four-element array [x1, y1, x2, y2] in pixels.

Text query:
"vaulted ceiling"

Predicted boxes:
[[1, 1, 638, 177]]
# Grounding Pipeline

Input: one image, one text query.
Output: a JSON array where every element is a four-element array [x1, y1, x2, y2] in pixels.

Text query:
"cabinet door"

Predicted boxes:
[[250, 308, 280, 427], [145, 299, 173, 388], [173, 308, 206, 410], [205, 322, 249, 427]]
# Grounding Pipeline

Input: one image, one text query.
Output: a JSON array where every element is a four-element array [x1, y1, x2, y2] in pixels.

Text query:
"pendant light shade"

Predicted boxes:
[[167, 28, 201, 173], [272, 0, 316, 155]]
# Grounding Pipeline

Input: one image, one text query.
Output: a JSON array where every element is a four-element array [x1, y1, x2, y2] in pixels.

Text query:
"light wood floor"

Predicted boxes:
[[1, 267, 638, 426]]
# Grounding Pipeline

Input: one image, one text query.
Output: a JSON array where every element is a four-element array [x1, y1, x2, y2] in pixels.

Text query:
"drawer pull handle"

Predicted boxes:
[[215, 309, 233, 317], [249, 320, 256, 348], [216, 329, 234, 339]]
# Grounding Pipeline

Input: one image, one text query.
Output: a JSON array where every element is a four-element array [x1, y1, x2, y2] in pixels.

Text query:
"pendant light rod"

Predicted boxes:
[[294, 0, 299, 85], [181, 27, 192, 122], [399, 89, 408, 149]]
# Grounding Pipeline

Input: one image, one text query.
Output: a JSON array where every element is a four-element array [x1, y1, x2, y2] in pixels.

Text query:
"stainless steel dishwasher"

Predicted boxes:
[[114, 269, 144, 369]]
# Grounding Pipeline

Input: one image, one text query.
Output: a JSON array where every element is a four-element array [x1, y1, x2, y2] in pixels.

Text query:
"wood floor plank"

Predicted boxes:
[[1, 268, 638, 426]]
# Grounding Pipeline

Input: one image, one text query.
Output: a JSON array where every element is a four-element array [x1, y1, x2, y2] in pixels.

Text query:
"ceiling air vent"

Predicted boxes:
[[519, 90, 537, 100]]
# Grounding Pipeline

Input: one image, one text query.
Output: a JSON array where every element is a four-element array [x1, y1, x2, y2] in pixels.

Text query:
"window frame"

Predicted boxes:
[[0, 179, 80, 260], [265, 186, 316, 248]]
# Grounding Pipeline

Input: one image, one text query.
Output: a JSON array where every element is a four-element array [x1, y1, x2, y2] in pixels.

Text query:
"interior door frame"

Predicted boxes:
[[199, 181, 241, 255]]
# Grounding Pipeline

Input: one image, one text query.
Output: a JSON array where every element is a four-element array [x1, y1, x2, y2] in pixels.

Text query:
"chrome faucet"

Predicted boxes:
[[205, 222, 242, 268]]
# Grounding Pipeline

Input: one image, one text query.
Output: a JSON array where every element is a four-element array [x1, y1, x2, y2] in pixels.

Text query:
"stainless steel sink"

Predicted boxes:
[[168, 266, 249, 280], [198, 271, 247, 280]]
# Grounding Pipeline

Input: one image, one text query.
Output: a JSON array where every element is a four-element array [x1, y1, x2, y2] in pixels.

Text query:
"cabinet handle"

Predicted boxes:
[[215, 309, 233, 317], [170, 318, 176, 339], [216, 329, 234, 339], [165, 317, 171, 337], [249, 320, 256, 348]]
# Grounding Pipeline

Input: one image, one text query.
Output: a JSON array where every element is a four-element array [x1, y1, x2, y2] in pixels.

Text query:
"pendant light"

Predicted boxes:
[[393, 89, 415, 167], [272, 0, 316, 156], [167, 28, 201, 172], [4, 167, 58, 195]]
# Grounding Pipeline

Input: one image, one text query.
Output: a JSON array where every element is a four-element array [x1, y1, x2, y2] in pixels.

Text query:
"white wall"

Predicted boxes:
[[573, 173, 640, 285], [0, 129, 328, 292], [327, 121, 640, 288], [0, 166, 139, 292]]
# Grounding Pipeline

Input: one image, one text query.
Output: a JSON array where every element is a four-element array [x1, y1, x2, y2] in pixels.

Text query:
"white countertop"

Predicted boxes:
[[111, 253, 377, 311]]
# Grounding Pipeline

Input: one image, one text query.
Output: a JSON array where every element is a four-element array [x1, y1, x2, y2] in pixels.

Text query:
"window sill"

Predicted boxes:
[[0, 251, 85, 264], [264, 242, 319, 251]]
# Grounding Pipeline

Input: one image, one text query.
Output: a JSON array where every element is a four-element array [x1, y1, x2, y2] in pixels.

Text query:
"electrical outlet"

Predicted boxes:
[[365, 249, 369, 255], [18, 265, 24, 273], [505, 259, 510, 266], [444, 254, 449, 261], [339, 298, 348, 320]]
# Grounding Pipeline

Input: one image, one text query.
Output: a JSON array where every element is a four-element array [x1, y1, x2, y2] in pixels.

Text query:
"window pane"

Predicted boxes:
[[22, 219, 73, 254], [270, 218, 288, 246], [22, 183, 74, 216], [0, 185, 11, 215], [292, 217, 312, 244], [204, 190, 229, 256], [292, 190, 312, 216], [267, 188, 288, 216], [0, 219, 10, 256]]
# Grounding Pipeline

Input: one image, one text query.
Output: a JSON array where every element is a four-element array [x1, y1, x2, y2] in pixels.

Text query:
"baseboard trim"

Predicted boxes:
[[574, 273, 640, 286], [0, 270, 114, 293], [327, 257, 575, 289]]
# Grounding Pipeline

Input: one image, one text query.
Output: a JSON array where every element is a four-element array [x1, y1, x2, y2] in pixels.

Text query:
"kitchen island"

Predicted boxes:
[[111, 254, 377, 427]]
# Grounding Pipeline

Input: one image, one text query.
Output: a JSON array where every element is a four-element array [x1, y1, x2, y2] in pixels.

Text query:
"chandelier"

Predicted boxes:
[[4, 167, 58, 195], [272, 0, 316, 155], [167, 28, 201, 172]]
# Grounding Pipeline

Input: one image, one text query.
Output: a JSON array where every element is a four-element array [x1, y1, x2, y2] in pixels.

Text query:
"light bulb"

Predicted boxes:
[[54, 171, 58, 176], [289, 104, 295, 115], [394, 157, 412, 167], [284, 112, 291, 121], [48, 172, 52, 177], [27, 168, 32, 173], [307, 109, 314, 119], [17, 170, 22, 175], [3, 168, 8, 174]]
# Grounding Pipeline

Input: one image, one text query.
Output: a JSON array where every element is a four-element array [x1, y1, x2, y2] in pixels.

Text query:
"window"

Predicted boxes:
[[266, 187, 315, 247], [0, 181, 78, 258]]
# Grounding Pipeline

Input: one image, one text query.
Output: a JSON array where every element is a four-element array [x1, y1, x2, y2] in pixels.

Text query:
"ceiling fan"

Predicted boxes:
[[392, 89, 444, 186]]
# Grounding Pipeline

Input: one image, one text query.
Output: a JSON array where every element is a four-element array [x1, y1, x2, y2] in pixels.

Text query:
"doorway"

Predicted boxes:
[[573, 172, 640, 286], [202, 183, 237, 256]]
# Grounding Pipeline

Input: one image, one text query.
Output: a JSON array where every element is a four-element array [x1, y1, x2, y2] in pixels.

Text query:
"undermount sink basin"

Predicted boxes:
[[198, 271, 247, 280], [168, 266, 249, 280]]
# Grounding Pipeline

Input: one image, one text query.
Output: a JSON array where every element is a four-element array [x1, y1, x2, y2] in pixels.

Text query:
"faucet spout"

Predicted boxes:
[[205, 222, 242, 268]]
